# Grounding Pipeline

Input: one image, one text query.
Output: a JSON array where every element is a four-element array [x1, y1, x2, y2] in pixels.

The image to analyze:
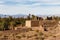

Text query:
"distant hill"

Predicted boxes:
[[0, 14, 28, 18], [0, 14, 60, 18], [11, 14, 28, 18]]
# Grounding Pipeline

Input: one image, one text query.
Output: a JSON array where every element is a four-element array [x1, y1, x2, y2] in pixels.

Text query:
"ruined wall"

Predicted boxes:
[[25, 20, 31, 28], [25, 20, 40, 27], [39, 20, 58, 31], [31, 20, 39, 27]]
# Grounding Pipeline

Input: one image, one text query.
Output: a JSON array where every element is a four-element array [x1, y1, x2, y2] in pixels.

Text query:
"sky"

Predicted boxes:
[[0, 0, 60, 15]]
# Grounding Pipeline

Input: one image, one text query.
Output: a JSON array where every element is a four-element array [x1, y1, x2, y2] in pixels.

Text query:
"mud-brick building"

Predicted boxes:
[[25, 20, 58, 31], [25, 20, 40, 28]]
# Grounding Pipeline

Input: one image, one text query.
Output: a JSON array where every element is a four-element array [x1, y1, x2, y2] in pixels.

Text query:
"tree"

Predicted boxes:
[[46, 16, 52, 20], [8, 16, 13, 22], [27, 14, 31, 20], [32, 15, 36, 20]]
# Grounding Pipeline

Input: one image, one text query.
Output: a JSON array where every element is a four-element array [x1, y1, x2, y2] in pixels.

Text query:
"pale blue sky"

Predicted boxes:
[[0, 0, 60, 15]]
